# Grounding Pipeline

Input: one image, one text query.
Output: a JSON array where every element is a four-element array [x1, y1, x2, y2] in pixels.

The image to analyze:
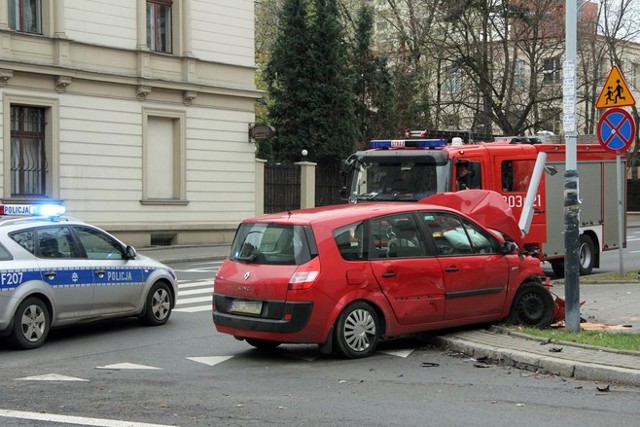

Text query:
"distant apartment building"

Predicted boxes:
[[0, 0, 260, 246]]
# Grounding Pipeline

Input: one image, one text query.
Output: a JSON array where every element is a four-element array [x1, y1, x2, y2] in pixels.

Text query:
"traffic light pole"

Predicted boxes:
[[563, 0, 580, 333]]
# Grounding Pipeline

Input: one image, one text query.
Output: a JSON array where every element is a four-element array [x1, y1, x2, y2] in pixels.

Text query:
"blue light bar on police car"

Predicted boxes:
[[368, 139, 447, 149], [0, 204, 65, 217]]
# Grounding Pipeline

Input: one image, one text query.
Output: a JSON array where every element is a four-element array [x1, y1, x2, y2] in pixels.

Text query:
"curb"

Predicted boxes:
[[432, 334, 640, 387]]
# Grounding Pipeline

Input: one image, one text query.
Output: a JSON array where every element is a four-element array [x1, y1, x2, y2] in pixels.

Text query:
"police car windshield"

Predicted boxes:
[[351, 154, 451, 201]]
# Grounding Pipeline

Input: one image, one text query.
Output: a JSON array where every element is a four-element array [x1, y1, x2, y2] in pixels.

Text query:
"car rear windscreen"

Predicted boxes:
[[230, 223, 315, 265]]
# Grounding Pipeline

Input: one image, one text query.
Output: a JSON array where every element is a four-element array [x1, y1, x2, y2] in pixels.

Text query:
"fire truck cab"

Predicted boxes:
[[342, 137, 626, 276]]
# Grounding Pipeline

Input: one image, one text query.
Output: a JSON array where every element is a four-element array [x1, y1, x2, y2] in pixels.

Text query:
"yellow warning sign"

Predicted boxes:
[[596, 65, 636, 109]]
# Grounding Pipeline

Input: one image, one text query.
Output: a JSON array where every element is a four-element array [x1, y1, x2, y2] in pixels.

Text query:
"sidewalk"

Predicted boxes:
[[138, 221, 640, 387], [433, 326, 640, 386]]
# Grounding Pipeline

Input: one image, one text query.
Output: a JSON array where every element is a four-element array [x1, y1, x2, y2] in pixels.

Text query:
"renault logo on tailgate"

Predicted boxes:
[[243, 272, 250, 281]]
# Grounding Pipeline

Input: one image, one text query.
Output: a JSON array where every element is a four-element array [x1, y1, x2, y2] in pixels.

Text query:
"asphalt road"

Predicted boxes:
[[541, 226, 640, 277], [1, 260, 640, 427]]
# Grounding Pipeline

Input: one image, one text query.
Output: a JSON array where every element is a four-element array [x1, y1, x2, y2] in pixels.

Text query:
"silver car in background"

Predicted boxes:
[[0, 205, 178, 349]]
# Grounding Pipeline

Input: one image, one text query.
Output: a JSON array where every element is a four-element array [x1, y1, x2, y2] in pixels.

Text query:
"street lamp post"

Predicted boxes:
[[563, 0, 580, 333]]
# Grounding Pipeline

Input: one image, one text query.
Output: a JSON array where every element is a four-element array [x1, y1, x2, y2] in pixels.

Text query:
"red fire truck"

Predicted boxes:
[[341, 136, 626, 276]]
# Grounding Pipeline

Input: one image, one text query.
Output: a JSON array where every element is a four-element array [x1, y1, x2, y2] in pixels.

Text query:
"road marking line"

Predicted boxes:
[[175, 296, 210, 305], [15, 373, 89, 382], [378, 348, 415, 358], [95, 363, 162, 371], [178, 288, 211, 296], [178, 281, 212, 289], [186, 356, 233, 366], [173, 305, 210, 313], [0, 409, 177, 427]]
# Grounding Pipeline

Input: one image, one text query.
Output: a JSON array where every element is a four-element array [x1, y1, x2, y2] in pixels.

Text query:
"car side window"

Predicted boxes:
[[36, 227, 76, 259], [11, 226, 77, 259], [370, 213, 428, 259], [422, 212, 500, 256], [0, 242, 13, 260], [501, 160, 535, 192], [333, 222, 366, 261], [74, 226, 125, 260], [456, 160, 482, 190], [11, 229, 35, 254]]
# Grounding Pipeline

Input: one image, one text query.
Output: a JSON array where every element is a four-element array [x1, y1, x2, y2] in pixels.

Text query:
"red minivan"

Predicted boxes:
[[213, 191, 555, 359]]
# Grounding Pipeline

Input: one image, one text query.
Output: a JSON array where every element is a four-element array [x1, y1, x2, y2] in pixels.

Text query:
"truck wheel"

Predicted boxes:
[[578, 234, 595, 276], [9, 297, 50, 350], [334, 301, 379, 359], [550, 260, 564, 277], [507, 283, 554, 329]]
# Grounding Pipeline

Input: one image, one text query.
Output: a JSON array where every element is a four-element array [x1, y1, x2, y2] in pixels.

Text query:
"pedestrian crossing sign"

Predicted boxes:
[[596, 65, 636, 109]]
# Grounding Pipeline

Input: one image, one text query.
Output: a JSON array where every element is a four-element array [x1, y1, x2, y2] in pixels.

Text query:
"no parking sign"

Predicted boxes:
[[597, 107, 635, 153]]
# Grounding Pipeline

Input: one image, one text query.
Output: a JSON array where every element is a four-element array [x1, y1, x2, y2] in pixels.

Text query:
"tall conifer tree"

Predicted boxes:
[[306, 0, 357, 166], [260, 0, 313, 163]]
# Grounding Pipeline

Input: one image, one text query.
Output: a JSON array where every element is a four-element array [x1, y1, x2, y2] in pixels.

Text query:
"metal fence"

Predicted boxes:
[[315, 164, 348, 207], [264, 163, 300, 213], [263, 163, 350, 214], [629, 180, 640, 211]]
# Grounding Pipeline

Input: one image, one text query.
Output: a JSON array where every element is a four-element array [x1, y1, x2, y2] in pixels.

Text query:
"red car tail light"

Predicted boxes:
[[288, 257, 321, 291]]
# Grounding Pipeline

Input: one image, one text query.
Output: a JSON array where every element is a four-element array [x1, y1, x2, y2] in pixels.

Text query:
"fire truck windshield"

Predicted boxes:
[[348, 151, 451, 202]]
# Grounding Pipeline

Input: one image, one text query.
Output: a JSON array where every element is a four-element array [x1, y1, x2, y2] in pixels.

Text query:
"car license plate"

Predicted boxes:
[[230, 299, 262, 315]]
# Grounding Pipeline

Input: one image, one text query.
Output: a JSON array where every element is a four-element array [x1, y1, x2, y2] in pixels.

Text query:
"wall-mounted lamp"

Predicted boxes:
[[55, 76, 72, 93], [248, 123, 276, 143]]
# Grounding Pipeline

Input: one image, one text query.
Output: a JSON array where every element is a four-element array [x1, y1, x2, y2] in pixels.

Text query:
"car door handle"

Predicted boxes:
[[95, 269, 105, 278], [381, 272, 397, 278], [444, 266, 459, 272], [44, 271, 56, 280]]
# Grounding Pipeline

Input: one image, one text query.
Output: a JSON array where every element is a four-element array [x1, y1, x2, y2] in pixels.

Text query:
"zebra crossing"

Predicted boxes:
[[173, 261, 221, 313]]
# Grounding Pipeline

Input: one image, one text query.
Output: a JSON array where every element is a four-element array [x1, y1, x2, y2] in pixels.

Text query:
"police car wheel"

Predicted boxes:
[[9, 297, 50, 350], [142, 282, 172, 326]]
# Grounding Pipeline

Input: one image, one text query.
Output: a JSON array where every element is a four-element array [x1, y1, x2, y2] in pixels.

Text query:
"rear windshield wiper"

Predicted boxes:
[[233, 253, 257, 262]]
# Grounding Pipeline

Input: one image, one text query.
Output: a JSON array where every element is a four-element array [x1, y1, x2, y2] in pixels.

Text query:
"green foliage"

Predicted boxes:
[[258, 0, 313, 163], [556, 271, 640, 284], [351, 4, 398, 145], [259, 0, 358, 167], [305, 0, 357, 166]]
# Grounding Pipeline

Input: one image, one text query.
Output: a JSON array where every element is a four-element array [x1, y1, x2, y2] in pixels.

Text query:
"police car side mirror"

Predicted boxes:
[[124, 245, 137, 259]]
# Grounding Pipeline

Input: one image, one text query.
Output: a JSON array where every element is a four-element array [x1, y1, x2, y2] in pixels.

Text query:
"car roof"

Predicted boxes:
[[246, 203, 460, 227], [0, 215, 85, 232]]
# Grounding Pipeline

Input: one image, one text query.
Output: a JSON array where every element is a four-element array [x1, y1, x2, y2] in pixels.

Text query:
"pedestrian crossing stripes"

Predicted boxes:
[[174, 280, 214, 313], [172, 256, 220, 314]]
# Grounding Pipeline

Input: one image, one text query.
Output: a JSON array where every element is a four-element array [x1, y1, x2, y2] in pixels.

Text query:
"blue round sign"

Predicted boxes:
[[597, 108, 636, 153]]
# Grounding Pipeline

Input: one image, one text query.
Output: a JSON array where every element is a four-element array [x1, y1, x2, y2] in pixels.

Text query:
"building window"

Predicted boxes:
[[8, 0, 42, 34], [445, 67, 462, 93], [10, 106, 46, 196], [543, 57, 561, 85], [541, 108, 561, 134], [514, 60, 526, 89], [631, 63, 639, 90], [146, 0, 173, 53], [142, 109, 186, 203]]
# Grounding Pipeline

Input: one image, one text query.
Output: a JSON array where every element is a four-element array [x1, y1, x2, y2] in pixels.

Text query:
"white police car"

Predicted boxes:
[[0, 204, 178, 349]]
